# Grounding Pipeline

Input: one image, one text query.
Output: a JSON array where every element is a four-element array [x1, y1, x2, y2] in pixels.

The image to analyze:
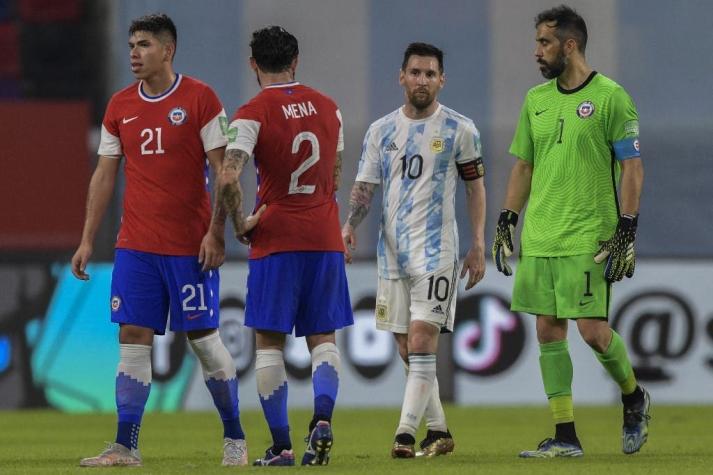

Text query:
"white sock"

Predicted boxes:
[[402, 359, 447, 432], [255, 349, 287, 397], [189, 331, 236, 381], [396, 353, 437, 437], [424, 377, 447, 432], [118, 344, 152, 384]]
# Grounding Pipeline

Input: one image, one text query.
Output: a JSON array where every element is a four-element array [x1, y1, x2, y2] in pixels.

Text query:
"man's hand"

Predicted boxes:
[[492, 209, 518, 276], [198, 229, 225, 272], [460, 246, 485, 290], [341, 223, 356, 264], [594, 214, 638, 282], [237, 204, 267, 245], [71, 243, 93, 280]]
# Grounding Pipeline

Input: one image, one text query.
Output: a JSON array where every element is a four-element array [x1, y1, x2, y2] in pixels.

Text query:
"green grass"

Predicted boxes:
[[0, 406, 710, 474]]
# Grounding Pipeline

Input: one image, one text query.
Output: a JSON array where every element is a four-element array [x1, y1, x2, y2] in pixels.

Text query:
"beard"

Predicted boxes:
[[538, 49, 566, 79], [407, 88, 435, 110]]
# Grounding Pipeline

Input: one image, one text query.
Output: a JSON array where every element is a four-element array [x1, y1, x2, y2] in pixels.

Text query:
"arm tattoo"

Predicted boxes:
[[333, 151, 343, 191], [347, 181, 376, 229], [211, 178, 228, 227], [219, 149, 250, 236]]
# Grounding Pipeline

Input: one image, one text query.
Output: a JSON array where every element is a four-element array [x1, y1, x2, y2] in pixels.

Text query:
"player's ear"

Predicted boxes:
[[564, 37, 577, 56], [290, 56, 298, 76], [249, 57, 258, 72], [439, 72, 445, 89], [164, 41, 175, 63], [398, 68, 405, 86]]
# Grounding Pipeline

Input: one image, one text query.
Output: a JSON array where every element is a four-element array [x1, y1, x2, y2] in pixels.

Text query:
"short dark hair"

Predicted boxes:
[[129, 13, 177, 47], [401, 42, 444, 73], [535, 5, 588, 53], [250, 26, 299, 73]]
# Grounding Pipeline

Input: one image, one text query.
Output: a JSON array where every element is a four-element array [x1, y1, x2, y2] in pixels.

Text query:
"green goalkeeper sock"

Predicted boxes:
[[594, 330, 637, 395], [539, 340, 574, 423]]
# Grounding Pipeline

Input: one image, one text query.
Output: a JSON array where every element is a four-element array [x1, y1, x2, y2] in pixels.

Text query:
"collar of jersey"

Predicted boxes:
[[399, 103, 442, 123], [264, 81, 300, 89], [138, 73, 182, 102], [556, 71, 597, 95]]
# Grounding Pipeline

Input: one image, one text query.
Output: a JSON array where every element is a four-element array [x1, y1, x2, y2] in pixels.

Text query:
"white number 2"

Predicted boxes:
[[289, 132, 320, 194], [140, 128, 165, 155]]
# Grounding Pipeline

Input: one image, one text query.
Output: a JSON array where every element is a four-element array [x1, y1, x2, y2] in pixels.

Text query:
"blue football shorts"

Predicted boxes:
[[245, 251, 354, 337], [110, 249, 220, 334]]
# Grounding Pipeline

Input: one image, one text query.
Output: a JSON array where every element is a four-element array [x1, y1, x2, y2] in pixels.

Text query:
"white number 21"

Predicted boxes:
[[140, 128, 165, 155]]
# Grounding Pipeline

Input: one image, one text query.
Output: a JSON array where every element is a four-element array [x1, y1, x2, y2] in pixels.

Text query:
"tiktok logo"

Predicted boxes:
[[452, 293, 526, 376]]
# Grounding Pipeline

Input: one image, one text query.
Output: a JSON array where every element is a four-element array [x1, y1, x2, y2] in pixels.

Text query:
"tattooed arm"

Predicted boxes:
[[218, 148, 249, 234], [341, 180, 377, 263], [214, 148, 266, 247], [333, 151, 343, 191]]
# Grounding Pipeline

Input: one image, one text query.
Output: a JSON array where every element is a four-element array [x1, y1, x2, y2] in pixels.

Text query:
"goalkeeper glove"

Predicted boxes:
[[594, 214, 638, 282], [492, 209, 518, 276]]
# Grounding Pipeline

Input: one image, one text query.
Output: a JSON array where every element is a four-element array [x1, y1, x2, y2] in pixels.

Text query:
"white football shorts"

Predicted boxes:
[[375, 262, 458, 334]]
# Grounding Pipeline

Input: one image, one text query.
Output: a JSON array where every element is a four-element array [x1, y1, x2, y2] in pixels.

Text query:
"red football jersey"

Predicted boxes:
[[98, 74, 227, 255], [227, 82, 344, 259]]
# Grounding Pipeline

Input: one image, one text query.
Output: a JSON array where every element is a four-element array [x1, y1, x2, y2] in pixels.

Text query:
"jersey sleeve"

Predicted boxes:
[[608, 86, 641, 160], [198, 86, 228, 152], [97, 96, 122, 157], [508, 94, 534, 162], [336, 109, 345, 153], [354, 123, 381, 184], [225, 100, 264, 156], [454, 120, 483, 163]]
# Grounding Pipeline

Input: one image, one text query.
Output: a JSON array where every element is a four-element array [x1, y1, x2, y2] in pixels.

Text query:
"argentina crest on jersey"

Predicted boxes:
[[168, 106, 188, 126]]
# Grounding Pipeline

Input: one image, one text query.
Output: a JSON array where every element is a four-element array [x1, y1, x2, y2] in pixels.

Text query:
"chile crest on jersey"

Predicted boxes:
[[168, 106, 188, 126]]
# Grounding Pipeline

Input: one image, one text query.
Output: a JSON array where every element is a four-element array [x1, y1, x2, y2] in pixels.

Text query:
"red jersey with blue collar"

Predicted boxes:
[[98, 74, 227, 255]]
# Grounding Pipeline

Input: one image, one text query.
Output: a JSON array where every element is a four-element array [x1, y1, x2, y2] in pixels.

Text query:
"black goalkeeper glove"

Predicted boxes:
[[594, 214, 638, 282], [492, 209, 518, 276]]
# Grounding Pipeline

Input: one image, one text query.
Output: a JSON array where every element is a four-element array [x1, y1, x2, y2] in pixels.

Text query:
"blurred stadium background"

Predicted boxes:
[[1, 0, 712, 416]]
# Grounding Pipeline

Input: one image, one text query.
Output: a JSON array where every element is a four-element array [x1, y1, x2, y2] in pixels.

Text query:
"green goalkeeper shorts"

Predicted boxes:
[[511, 255, 611, 319]]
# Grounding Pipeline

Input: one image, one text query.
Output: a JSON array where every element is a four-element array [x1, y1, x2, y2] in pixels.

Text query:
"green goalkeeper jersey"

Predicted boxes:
[[509, 72, 641, 257]]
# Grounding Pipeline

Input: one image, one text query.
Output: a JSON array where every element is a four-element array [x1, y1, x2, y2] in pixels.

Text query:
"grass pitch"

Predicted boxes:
[[1, 405, 711, 474]]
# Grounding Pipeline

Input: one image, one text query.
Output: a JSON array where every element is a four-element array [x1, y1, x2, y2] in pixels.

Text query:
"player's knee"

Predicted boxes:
[[119, 325, 154, 345], [577, 320, 610, 352], [579, 328, 609, 352], [407, 323, 439, 353], [536, 317, 567, 344]]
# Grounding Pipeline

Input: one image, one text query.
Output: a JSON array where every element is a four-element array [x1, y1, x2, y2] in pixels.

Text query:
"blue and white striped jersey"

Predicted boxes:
[[357, 104, 482, 278]]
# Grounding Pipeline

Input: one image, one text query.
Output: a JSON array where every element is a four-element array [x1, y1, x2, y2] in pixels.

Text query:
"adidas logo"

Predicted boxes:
[[386, 141, 399, 152], [431, 304, 444, 315]]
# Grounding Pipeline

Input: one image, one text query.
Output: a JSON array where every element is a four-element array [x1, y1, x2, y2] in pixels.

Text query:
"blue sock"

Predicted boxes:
[[256, 349, 291, 451], [313, 362, 338, 421], [115, 372, 150, 449], [205, 377, 245, 440], [311, 342, 340, 426], [260, 381, 291, 450], [188, 331, 245, 441]]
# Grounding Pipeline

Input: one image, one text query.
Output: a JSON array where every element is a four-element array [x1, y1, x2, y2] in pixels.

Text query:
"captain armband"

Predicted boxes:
[[456, 157, 485, 180]]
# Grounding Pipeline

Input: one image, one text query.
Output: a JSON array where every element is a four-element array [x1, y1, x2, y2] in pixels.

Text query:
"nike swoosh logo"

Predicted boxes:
[[186, 313, 204, 320], [579, 300, 591, 306], [534, 109, 548, 116], [122, 116, 139, 124]]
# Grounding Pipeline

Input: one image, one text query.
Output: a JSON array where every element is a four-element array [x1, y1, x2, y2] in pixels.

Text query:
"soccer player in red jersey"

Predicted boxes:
[[217, 26, 353, 466], [71, 13, 259, 467]]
